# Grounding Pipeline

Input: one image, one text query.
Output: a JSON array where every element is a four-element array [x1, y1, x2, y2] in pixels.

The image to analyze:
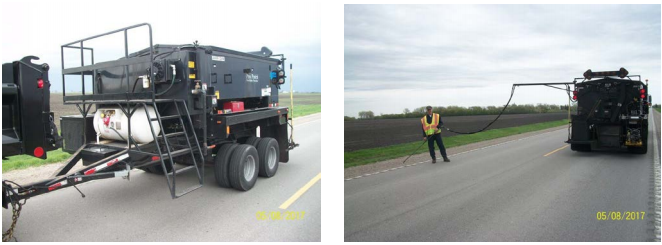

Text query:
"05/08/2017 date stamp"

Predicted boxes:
[[596, 211, 645, 221], [256, 211, 305, 221]]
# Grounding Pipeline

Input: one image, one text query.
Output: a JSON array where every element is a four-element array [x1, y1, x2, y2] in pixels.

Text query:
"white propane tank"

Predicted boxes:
[[92, 106, 161, 144]]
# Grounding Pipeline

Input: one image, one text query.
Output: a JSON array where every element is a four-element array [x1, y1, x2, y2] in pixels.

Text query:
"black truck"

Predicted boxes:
[[3, 23, 299, 212], [568, 68, 650, 154]]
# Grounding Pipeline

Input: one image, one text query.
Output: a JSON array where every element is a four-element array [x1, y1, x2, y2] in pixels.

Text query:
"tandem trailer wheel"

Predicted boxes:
[[228, 144, 260, 191], [215, 143, 239, 188], [256, 137, 279, 178], [245, 136, 260, 147]]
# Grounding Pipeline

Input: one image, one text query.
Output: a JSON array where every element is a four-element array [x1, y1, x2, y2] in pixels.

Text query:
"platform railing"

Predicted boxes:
[[60, 23, 154, 103]]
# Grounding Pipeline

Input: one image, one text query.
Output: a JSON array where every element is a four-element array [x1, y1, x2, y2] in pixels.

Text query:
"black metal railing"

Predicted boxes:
[[60, 23, 154, 104]]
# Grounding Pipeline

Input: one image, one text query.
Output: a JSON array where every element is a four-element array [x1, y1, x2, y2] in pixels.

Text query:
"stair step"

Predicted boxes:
[[175, 185, 203, 198], [167, 165, 199, 177], [163, 132, 185, 138], [151, 115, 181, 121]]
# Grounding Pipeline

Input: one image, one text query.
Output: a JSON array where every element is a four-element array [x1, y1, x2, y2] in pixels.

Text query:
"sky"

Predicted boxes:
[[344, 5, 661, 117], [1, 0, 320, 93]]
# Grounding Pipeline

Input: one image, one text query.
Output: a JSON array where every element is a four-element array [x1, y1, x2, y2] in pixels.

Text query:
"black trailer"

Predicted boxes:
[[567, 69, 650, 153], [513, 68, 650, 154], [2, 23, 299, 213]]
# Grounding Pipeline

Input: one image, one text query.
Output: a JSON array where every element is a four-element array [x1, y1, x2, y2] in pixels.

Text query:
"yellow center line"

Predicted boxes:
[[544, 145, 569, 157], [279, 172, 321, 210]]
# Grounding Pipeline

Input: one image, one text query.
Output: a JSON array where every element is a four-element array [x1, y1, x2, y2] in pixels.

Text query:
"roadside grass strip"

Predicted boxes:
[[290, 104, 322, 118], [2, 149, 71, 172], [344, 119, 569, 168]]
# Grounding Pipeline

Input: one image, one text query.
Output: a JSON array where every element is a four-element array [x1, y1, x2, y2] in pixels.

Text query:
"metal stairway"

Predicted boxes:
[[140, 99, 205, 198]]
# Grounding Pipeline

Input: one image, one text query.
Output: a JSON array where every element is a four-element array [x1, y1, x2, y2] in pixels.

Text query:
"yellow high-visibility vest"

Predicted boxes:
[[421, 113, 442, 136]]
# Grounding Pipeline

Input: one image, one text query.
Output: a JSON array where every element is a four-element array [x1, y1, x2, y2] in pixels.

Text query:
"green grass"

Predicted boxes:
[[279, 93, 321, 117], [290, 104, 322, 118], [344, 119, 569, 168], [655, 107, 660, 113], [2, 149, 71, 172]]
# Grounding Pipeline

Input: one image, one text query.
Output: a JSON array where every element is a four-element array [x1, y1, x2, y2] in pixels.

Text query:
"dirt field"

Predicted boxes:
[[344, 113, 569, 152], [50, 93, 81, 129]]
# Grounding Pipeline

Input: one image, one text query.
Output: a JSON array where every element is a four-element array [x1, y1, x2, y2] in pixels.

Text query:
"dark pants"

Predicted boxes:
[[427, 133, 447, 159]]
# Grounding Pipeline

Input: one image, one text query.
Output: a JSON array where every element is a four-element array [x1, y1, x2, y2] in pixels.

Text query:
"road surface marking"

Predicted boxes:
[[294, 118, 321, 127], [279, 172, 321, 210], [650, 114, 660, 241], [345, 128, 564, 181], [543, 145, 569, 157]]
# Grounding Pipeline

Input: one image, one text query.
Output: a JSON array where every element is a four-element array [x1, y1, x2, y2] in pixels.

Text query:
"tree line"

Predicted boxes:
[[345, 104, 576, 121]]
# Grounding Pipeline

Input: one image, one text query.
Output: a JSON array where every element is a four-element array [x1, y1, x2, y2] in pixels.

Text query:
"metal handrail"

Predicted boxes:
[[60, 23, 154, 100]]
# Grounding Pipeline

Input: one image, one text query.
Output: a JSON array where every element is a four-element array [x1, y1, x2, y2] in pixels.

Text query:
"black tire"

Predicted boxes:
[[570, 144, 591, 152], [628, 146, 648, 154], [214, 143, 239, 188], [628, 137, 648, 154], [245, 136, 260, 147], [228, 144, 259, 191], [257, 137, 279, 178]]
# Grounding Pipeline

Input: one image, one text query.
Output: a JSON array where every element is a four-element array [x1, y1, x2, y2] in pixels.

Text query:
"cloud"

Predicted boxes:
[[344, 4, 661, 117]]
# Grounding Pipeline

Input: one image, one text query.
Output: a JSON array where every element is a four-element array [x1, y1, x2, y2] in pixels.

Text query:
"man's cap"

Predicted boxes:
[[426, 106, 432, 110]]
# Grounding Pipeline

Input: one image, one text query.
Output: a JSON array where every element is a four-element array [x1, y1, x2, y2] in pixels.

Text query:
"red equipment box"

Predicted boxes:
[[223, 101, 244, 112]]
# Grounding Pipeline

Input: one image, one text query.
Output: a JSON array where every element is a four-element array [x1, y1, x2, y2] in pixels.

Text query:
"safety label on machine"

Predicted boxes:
[[212, 55, 225, 62], [262, 87, 271, 96]]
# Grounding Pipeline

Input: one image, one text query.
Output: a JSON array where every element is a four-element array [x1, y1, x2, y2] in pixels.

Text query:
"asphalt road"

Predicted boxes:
[[2, 114, 321, 242], [345, 114, 659, 242]]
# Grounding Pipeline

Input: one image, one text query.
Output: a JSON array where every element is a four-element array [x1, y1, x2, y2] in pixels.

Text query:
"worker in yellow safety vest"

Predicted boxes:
[[421, 106, 450, 163]]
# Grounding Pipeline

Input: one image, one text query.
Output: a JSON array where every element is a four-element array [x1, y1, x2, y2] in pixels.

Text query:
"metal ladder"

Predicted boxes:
[[142, 99, 205, 198]]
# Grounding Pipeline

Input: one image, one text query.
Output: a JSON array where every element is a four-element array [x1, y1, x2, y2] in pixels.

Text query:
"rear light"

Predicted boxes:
[[573, 91, 577, 96], [37, 79, 44, 89], [34, 147, 44, 158], [84, 168, 96, 175], [640, 89, 646, 94], [641, 94, 646, 99], [573, 95, 577, 100], [151, 156, 160, 161]]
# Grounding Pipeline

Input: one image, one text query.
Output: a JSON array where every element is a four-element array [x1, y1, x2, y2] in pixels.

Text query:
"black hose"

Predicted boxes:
[[442, 85, 517, 135], [154, 77, 175, 96], [131, 77, 141, 93], [109, 127, 142, 151]]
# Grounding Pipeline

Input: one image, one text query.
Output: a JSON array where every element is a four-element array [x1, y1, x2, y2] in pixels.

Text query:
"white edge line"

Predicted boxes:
[[650, 114, 660, 241]]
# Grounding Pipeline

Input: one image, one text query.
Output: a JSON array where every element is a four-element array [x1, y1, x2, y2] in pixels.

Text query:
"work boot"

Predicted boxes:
[[443, 156, 451, 162], [432, 158, 436, 164]]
